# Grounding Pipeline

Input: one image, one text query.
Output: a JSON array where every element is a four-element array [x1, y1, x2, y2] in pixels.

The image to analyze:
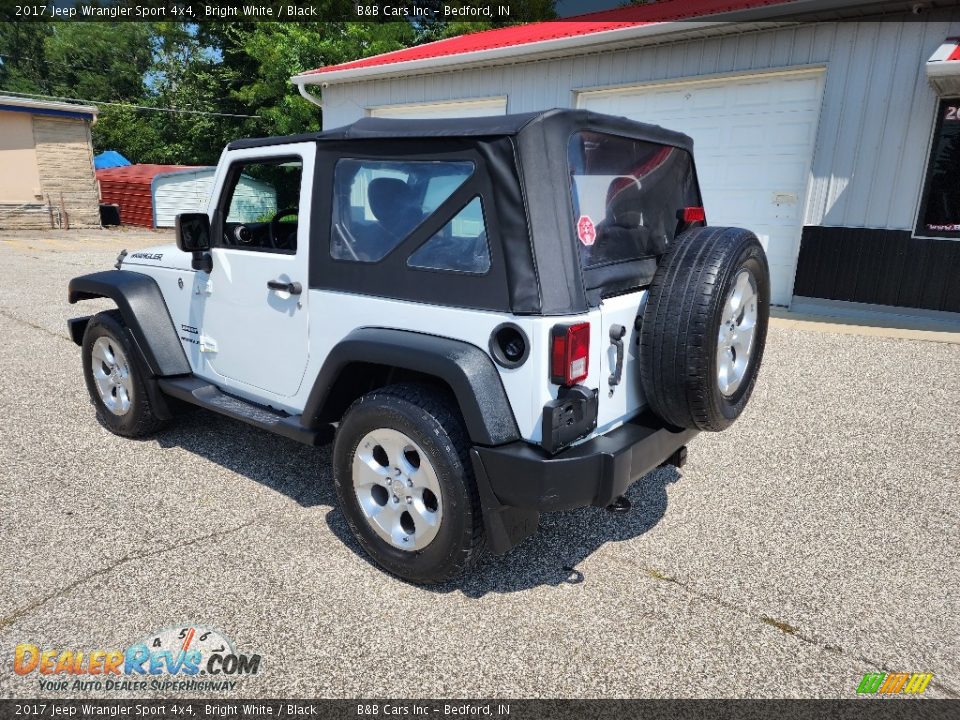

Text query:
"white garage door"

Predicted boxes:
[[369, 97, 506, 119], [578, 70, 824, 306]]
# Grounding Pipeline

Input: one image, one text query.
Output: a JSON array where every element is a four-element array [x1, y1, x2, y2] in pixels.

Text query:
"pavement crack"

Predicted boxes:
[[0, 308, 70, 343], [637, 562, 959, 698], [0, 517, 262, 631]]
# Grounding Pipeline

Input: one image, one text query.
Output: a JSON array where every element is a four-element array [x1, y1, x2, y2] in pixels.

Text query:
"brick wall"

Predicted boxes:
[[32, 116, 100, 228], [0, 204, 54, 230]]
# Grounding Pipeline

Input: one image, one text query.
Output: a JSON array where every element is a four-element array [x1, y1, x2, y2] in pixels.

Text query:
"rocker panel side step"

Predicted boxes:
[[157, 376, 332, 446]]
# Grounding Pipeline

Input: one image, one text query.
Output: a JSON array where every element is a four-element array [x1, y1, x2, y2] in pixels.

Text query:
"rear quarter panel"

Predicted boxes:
[[298, 291, 610, 444]]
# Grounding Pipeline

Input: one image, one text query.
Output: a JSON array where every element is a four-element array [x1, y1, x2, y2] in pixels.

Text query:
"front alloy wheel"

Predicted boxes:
[[90, 335, 134, 416], [81, 310, 169, 438]]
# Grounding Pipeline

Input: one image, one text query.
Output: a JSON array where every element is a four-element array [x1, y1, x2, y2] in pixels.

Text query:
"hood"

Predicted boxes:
[[119, 244, 194, 272]]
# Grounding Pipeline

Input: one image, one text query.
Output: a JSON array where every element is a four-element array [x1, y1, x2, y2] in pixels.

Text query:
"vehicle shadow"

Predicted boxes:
[[157, 410, 680, 597], [154, 410, 339, 508], [327, 463, 682, 597]]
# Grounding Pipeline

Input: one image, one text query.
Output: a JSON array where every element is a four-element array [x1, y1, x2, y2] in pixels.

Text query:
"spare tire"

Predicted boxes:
[[639, 226, 770, 431]]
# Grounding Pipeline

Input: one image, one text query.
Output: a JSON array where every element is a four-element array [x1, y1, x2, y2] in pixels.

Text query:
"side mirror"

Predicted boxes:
[[175, 213, 211, 252]]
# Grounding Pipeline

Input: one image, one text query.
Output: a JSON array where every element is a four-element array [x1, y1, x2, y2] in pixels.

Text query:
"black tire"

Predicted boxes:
[[639, 226, 770, 431], [333, 384, 485, 583], [81, 310, 169, 438]]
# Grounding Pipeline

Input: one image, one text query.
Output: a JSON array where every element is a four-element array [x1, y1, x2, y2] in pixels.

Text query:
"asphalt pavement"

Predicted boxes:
[[1, 229, 957, 699]]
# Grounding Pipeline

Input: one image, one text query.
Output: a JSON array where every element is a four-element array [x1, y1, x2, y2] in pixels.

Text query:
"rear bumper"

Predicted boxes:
[[470, 412, 696, 554], [472, 413, 697, 514]]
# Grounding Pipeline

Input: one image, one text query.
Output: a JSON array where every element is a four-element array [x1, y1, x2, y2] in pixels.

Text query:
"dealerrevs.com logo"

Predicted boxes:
[[13, 625, 261, 692], [856, 672, 933, 696]]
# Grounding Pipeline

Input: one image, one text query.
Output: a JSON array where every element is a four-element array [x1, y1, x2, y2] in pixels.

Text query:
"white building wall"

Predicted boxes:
[[153, 169, 276, 227], [152, 169, 216, 227], [320, 11, 960, 233]]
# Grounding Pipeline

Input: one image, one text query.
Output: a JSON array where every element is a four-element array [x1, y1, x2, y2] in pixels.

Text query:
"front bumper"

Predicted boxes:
[[470, 413, 696, 554]]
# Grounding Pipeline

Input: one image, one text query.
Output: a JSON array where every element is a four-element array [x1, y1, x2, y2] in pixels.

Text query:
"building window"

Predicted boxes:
[[916, 99, 960, 239]]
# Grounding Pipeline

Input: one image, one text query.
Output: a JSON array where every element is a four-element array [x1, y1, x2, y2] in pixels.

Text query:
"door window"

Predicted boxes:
[[330, 159, 474, 262], [219, 157, 302, 252], [916, 100, 960, 239]]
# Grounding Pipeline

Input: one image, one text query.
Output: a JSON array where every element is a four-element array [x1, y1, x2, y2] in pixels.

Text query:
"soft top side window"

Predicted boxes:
[[330, 159, 474, 263], [568, 131, 699, 269], [407, 197, 490, 274]]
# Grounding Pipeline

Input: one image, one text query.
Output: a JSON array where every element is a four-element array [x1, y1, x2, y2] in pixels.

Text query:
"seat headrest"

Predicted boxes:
[[606, 176, 643, 226], [369, 177, 414, 228]]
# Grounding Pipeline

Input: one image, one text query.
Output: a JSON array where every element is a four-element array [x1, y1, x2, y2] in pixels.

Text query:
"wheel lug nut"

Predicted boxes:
[[406, 479, 413, 488], [392, 495, 399, 503], [406, 496, 412, 504], [386, 478, 392, 485]]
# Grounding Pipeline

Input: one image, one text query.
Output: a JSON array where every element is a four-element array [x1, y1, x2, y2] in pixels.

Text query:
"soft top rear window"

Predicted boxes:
[[568, 131, 700, 299]]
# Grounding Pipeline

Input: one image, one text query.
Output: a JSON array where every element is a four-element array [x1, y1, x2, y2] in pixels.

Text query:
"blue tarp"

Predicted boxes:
[[94, 150, 131, 170]]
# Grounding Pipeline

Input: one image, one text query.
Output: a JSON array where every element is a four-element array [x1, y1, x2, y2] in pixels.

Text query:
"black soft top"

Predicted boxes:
[[232, 108, 699, 316], [227, 108, 694, 154]]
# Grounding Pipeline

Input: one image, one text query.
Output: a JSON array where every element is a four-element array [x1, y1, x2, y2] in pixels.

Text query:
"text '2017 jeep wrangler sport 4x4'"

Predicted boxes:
[[69, 109, 769, 583]]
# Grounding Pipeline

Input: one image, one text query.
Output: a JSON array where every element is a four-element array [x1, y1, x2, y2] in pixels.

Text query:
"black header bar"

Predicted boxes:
[[1, 0, 946, 24], [1, 699, 957, 719], [5, 1, 525, 23]]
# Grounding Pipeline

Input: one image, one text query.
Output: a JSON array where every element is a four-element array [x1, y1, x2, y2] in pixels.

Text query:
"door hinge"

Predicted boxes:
[[199, 335, 218, 353], [195, 279, 212, 296]]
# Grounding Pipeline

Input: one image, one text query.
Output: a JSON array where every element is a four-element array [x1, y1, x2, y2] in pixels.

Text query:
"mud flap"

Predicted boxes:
[[469, 449, 539, 555]]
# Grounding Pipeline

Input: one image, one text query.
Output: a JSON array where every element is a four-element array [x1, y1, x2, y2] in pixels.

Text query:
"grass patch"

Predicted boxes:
[[761, 615, 799, 635]]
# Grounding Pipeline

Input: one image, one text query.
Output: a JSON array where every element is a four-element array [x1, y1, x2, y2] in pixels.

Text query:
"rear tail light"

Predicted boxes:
[[551, 322, 590, 386], [680, 206, 707, 224]]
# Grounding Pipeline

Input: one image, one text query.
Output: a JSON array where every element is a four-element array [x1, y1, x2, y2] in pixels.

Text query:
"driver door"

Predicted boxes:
[[198, 143, 313, 400]]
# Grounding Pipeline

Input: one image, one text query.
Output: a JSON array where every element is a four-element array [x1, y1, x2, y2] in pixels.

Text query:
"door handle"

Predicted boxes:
[[267, 280, 302, 295]]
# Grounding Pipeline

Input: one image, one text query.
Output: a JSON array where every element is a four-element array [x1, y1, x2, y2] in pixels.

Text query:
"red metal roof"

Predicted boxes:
[[97, 164, 198, 228], [299, 0, 802, 78]]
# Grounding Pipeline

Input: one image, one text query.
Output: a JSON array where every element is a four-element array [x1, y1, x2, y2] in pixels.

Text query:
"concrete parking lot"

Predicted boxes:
[[1, 229, 958, 699]]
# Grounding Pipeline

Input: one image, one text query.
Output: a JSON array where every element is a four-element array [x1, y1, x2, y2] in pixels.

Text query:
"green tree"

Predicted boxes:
[[2, 3, 558, 165], [44, 23, 152, 101], [218, 22, 418, 136], [131, 22, 259, 164], [0, 23, 53, 93]]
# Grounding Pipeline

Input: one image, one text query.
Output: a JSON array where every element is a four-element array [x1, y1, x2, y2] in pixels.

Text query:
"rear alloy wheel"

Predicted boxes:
[[351, 428, 444, 551], [333, 384, 485, 583], [640, 226, 770, 431]]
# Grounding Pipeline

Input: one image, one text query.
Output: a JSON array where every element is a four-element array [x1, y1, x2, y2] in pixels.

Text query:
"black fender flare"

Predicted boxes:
[[302, 328, 521, 447], [68, 270, 190, 377]]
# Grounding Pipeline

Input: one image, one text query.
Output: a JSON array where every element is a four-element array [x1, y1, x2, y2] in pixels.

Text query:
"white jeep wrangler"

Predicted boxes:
[[69, 109, 769, 583]]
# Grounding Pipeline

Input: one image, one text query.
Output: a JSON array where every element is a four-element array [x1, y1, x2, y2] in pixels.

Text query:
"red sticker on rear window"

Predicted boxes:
[[577, 215, 596, 246]]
